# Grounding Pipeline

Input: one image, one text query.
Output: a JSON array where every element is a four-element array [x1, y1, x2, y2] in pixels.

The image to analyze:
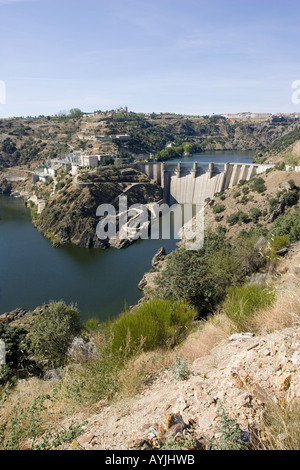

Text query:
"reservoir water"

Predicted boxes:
[[0, 151, 253, 322]]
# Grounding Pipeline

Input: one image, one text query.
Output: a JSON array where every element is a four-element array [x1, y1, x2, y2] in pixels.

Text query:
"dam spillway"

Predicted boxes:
[[135, 161, 274, 205]]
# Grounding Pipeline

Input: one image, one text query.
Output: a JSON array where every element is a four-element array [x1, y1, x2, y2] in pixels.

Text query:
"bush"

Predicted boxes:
[[0, 323, 30, 384], [226, 211, 249, 226], [213, 204, 226, 214], [155, 231, 265, 314], [249, 208, 262, 223], [270, 209, 300, 243], [110, 299, 197, 357], [62, 332, 122, 404], [283, 189, 299, 207], [251, 177, 267, 194], [223, 284, 275, 331], [29, 301, 81, 369], [269, 197, 280, 212]]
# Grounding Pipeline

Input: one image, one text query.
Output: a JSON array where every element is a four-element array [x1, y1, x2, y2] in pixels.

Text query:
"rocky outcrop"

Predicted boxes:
[[152, 247, 166, 268], [35, 169, 163, 249], [0, 307, 28, 324], [57, 326, 300, 450], [267, 196, 286, 223], [138, 248, 167, 293]]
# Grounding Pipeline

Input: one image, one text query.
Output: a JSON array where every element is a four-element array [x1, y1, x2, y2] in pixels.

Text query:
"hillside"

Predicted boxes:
[[34, 167, 163, 249], [254, 121, 300, 166], [203, 169, 300, 239], [1, 112, 299, 170], [0, 240, 299, 451], [1, 125, 300, 451]]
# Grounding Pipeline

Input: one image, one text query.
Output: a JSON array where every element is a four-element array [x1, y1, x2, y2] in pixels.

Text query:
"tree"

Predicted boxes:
[[0, 323, 33, 384], [29, 301, 81, 369], [284, 152, 299, 169], [1, 138, 17, 154], [155, 231, 264, 315], [69, 108, 83, 119]]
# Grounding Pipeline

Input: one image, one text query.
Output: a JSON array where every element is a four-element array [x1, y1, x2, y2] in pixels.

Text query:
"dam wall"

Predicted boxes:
[[135, 162, 274, 205]]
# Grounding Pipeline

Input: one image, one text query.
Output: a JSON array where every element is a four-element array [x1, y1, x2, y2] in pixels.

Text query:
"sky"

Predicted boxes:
[[0, 0, 299, 117]]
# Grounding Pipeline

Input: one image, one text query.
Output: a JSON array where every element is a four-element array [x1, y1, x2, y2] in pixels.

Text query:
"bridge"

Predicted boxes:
[[135, 161, 274, 204]]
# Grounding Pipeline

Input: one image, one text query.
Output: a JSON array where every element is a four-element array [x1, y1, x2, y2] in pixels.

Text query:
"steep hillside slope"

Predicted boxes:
[[1, 113, 299, 170]]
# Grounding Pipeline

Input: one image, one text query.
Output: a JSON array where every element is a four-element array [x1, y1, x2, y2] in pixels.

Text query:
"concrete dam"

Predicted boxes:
[[135, 161, 273, 205]]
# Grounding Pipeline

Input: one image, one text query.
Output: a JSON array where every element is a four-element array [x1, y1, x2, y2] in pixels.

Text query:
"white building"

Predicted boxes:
[[81, 155, 99, 167]]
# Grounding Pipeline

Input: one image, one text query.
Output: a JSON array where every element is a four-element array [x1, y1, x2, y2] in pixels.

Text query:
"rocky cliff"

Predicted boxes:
[[35, 167, 163, 249]]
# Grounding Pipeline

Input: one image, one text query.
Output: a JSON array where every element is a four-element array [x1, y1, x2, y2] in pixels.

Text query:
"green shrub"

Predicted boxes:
[[233, 191, 241, 199], [283, 189, 299, 207], [110, 299, 197, 357], [155, 231, 265, 315], [0, 323, 31, 384], [226, 211, 249, 226], [275, 162, 286, 171], [269, 235, 290, 253], [238, 195, 249, 205], [223, 284, 275, 331], [172, 356, 189, 381], [284, 152, 299, 168], [269, 197, 280, 212], [209, 408, 249, 450], [56, 181, 65, 190], [270, 209, 300, 243], [249, 208, 262, 223], [213, 204, 226, 214], [0, 396, 46, 450], [29, 301, 81, 369], [288, 179, 296, 190], [83, 318, 99, 332], [251, 177, 267, 194]]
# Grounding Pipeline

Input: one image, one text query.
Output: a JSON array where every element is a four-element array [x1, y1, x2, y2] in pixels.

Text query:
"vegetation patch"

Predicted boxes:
[[222, 284, 276, 331]]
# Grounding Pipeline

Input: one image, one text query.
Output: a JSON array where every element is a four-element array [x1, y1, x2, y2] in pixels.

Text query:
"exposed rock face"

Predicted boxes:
[[268, 197, 286, 223], [0, 307, 28, 324], [152, 247, 166, 268], [58, 326, 300, 450], [35, 169, 163, 249], [138, 248, 167, 292]]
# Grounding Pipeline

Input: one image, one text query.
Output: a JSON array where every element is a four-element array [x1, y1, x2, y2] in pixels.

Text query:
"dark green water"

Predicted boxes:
[[0, 195, 179, 322], [0, 151, 253, 322]]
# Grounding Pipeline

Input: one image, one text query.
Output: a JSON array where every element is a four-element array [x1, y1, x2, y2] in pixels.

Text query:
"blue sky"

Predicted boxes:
[[0, 0, 299, 117]]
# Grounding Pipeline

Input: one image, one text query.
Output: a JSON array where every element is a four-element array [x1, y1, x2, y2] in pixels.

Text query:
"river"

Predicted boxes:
[[0, 151, 253, 322]]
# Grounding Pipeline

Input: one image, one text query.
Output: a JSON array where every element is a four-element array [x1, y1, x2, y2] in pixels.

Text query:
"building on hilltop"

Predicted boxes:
[[81, 155, 99, 167]]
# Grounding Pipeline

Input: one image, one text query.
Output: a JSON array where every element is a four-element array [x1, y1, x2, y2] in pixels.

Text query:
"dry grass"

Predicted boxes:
[[256, 399, 300, 450], [176, 314, 234, 364], [251, 285, 300, 333], [118, 349, 174, 398]]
